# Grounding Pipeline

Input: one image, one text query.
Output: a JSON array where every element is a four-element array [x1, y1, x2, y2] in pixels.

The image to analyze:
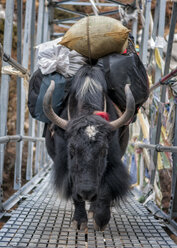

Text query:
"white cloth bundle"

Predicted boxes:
[[36, 38, 88, 78]]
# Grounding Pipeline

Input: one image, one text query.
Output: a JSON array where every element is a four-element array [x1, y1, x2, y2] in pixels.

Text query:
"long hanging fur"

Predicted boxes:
[[69, 65, 107, 111]]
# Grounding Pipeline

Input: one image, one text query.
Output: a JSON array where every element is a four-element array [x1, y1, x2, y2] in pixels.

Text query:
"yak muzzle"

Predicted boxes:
[[75, 187, 97, 202]]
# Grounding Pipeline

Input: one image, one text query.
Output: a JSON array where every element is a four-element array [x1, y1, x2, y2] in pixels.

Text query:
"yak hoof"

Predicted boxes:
[[93, 220, 107, 232], [72, 220, 88, 231], [88, 211, 94, 219]]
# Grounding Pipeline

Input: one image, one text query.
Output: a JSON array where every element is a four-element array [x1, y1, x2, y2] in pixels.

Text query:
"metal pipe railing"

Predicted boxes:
[[129, 1, 177, 224], [131, 142, 177, 153], [150, 67, 177, 92], [26, 0, 36, 182], [0, 0, 15, 211], [0, 43, 29, 76], [150, 1, 177, 189], [0, 0, 51, 213], [0, 135, 45, 144], [51, 0, 131, 7]]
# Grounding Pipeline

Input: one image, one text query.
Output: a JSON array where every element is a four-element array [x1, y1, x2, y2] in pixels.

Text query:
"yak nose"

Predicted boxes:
[[77, 188, 97, 202]]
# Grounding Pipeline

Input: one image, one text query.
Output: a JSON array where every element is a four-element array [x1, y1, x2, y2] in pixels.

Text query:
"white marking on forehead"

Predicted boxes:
[[85, 125, 98, 140]]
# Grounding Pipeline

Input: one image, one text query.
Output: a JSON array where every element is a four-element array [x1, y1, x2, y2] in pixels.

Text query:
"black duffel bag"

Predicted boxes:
[[97, 52, 149, 113]]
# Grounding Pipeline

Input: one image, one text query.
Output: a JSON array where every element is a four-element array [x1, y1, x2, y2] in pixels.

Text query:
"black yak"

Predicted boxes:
[[43, 64, 135, 231]]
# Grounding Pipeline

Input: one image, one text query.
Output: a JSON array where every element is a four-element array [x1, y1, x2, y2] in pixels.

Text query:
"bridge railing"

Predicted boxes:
[[126, 1, 177, 231], [0, 0, 177, 233], [0, 0, 51, 217]]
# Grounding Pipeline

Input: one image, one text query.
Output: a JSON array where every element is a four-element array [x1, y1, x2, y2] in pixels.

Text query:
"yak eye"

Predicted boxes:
[[70, 146, 75, 159]]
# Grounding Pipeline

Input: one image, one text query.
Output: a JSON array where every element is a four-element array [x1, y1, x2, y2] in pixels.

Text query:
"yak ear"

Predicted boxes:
[[107, 128, 115, 141]]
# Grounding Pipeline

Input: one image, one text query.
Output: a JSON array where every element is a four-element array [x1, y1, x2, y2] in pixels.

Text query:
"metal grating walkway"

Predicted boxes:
[[0, 173, 176, 248]]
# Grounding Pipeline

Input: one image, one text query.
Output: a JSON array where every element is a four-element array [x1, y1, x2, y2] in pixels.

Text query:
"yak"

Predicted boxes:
[[43, 64, 135, 231]]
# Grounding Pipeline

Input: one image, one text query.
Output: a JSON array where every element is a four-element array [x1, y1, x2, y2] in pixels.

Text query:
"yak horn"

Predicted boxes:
[[43, 80, 68, 130], [110, 84, 135, 130]]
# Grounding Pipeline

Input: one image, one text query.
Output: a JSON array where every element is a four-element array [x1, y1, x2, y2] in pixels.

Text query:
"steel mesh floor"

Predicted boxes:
[[0, 173, 176, 248]]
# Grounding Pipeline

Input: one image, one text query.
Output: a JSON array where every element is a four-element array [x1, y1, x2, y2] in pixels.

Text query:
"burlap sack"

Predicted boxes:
[[59, 16, 129, 59]]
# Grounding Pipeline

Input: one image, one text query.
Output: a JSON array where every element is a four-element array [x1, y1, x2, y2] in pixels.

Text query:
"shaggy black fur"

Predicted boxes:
[[45, 64, 130, 231], [68, 65, 107, 117]]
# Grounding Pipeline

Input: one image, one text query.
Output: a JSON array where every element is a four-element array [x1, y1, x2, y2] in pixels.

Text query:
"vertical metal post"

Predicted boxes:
[[170, 101, 177, 219], [35, 0, 45, 53], [35, 123, 44, 174], [40, 142, 45, 170], [43, 146, 48, 165], [151, 0, 174, 186], [42, 1, 50, 166], [148, 0, 160, 183], [26, 1, 36, 181], [139, 0, 152, 67], [139, 154, 144, 190], [162, 3, 177, 80], [132, 12, 138, 45], [34, 0, 45, 174], [17, 0, 22, 65], [30, 1, 36, 75], [43, 0, 50, 42], [168, 2, 177, 220], [14, 0, 22, 190], [154, 0, 166, 84], [26, 118, 35, 180], [148, 0, 159, 64], [14, 0, 33, 190], [0, 0, 14, 209], [48, 0, 54, 40]]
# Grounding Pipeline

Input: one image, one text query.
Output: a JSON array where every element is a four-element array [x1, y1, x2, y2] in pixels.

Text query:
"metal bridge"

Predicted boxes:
[[0, 173, 176, 247], [0, 0, 177, 247]]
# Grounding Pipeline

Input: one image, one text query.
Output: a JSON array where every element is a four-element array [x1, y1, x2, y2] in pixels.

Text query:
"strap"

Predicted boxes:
[[103, 56, 110, 75], [102, 56, 114, 91], [86, 16, 92, 65], [112, 101, 123, 117]]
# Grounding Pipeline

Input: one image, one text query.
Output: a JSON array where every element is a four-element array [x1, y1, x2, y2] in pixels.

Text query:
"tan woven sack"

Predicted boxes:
[[59, 16, 129, 59]]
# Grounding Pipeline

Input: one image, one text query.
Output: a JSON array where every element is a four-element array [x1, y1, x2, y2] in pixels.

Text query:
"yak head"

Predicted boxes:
[[43, 77, 135, 202], [66, 115, 112, 201]]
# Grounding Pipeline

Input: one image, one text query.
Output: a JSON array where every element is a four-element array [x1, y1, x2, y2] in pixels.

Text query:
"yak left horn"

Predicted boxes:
[[110, 84, 135, 130], [43, 80, 68, 130]]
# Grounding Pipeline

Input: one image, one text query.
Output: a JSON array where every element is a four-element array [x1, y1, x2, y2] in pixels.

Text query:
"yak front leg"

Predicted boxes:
[[72, 200, 88, 231], [93, 199, 111, 231], [93, 185, 112, 231], [88, 201, 97, 219]]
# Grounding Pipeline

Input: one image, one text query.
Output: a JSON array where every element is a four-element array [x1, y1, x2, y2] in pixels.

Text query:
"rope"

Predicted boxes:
[[67, 96, 71, 121], [1, 65, 29, 97], [128, 38, 137, 54], [86, 16, 92, 65], [89, 0, 99, 15]]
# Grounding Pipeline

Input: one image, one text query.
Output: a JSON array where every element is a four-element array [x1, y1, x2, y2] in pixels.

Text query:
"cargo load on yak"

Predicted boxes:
[[59, 16, 129, 59], [28, 38, 88, 123], [97, 51, 149, 114], [28, 16, 149, 124]]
